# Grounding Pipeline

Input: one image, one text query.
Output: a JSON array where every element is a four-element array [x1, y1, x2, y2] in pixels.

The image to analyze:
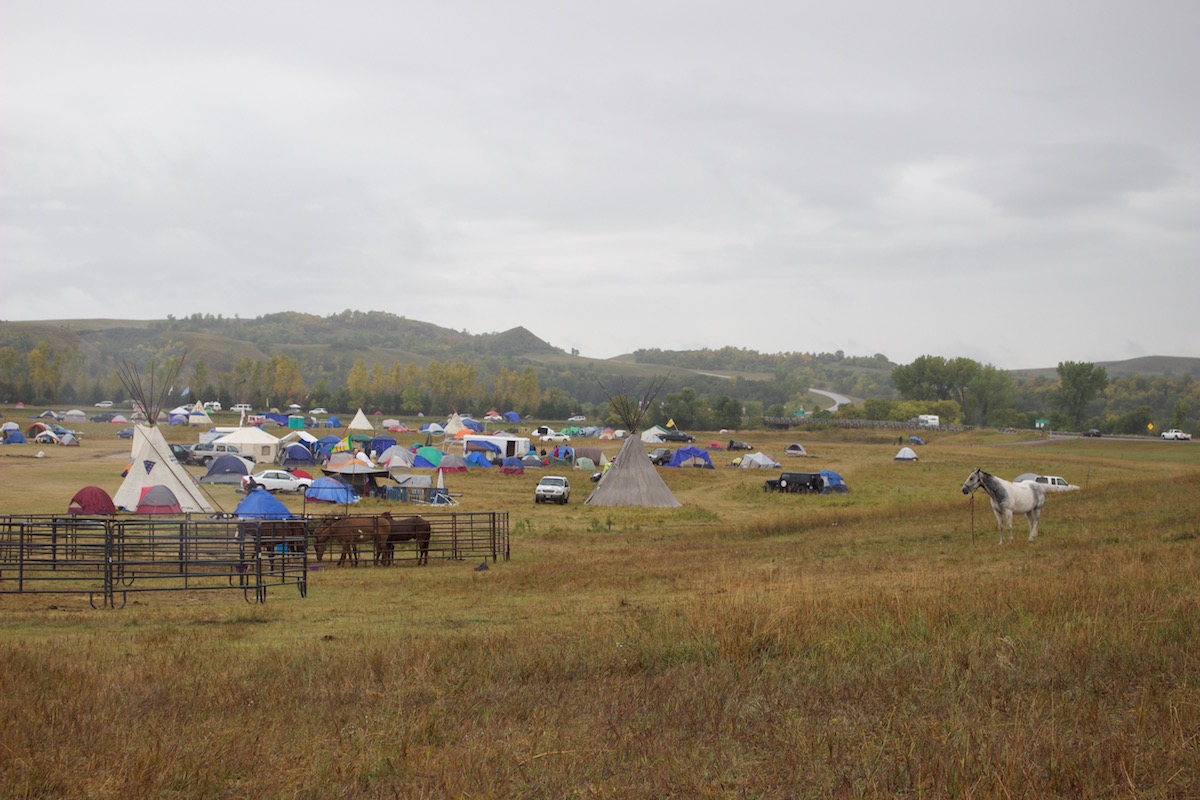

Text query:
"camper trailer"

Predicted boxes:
[[918, 414, 940, 429]]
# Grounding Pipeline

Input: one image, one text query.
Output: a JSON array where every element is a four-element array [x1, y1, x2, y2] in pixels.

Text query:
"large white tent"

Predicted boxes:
[[214, 426, 281, 463]]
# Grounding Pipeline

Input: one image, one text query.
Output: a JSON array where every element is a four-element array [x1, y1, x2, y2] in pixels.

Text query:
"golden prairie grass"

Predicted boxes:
[[1, 417, 1198, 797]]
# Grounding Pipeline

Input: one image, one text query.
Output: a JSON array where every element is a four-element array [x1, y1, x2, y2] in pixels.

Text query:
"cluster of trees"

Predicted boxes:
[[2, 334, 1195, 434]]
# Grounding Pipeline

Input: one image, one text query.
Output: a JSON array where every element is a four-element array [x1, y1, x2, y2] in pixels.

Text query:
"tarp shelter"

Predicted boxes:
[[667, 446, 714, 469], [346, 408, 374, 431], [894, 447, 919, 461], [739, 452, 781, 469], [324, 416, 341, 428], [200, 454, 254, 484], [136, 484, 182, 515], [819, 470, 849, 493], [314, 435, 341, 457], [785, 443, 808, 457], [214, 426, 281, 463], [69, 486, 116, 515], [279, 442, 317, 467], [499, 456, 525, 475], [4, 431, 26, 444], [368, 435, 396, 457], [235, 488, 294, 519], [114, 425, 213, 514], [306, 476, 358, 504], [463, 417, 483, 433], [503, 411, 520, 423], [323, 463, 388, 497], [586, 435, 681, 507]]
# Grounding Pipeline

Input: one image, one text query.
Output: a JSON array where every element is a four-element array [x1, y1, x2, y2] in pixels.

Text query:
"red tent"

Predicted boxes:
[[68, 486, 117, 515], [136, 484, 182, 515]]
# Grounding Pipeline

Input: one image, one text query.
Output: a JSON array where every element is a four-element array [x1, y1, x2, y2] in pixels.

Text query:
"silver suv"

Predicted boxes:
[[534, 476, 570, 505]]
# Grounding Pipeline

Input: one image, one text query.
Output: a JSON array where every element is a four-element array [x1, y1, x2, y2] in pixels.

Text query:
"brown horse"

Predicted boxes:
[[376, 514, 432, 566], [314, 514, 392, 566]]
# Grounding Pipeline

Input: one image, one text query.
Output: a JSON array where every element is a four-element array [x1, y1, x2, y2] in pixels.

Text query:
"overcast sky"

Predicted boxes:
[[3, 2, 1197, 369]]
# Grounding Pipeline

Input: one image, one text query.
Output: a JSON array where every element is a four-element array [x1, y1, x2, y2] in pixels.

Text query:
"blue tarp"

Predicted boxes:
[[463, 418, 483, 432], [465, 439, 501, 454], [314, 435, 341, 457], [263, 413, 290, 426], [305, 476, 357, 504], [667, 446, 714, 469], [369, 435, 396, 455], [324, 416, 341, 428], [504, 411, 520, 423], [464, 451, 493, 468], [235, 488, 294, 519], [4, 431, 27, 444]]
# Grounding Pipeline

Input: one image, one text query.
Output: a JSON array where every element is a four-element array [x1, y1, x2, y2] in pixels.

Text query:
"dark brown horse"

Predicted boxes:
[[376, 514, 432, 566], [314, 514, 392, 566]]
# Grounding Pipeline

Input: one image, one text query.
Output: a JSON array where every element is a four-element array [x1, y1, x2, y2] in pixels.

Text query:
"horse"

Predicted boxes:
[[237, 518, 308, 575], [961, 468, 1046, 543], [314, 514, 391, 566], [375, 514, 432, 566]]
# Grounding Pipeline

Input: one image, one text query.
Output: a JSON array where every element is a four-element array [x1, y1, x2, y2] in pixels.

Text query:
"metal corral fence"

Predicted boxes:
[[0, 511, 509, 608]]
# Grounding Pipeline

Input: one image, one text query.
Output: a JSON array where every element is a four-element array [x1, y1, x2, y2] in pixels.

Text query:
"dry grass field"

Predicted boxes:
[[1, 413, 1198, 798]]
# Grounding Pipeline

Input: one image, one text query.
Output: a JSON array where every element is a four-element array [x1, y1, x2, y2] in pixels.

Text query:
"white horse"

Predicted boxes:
[[961, 467, 1046, 543]]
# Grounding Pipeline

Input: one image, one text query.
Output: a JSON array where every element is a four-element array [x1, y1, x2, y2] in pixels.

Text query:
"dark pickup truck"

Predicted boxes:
[[763, 471, 821, 494], [659, 430, 695, 443]]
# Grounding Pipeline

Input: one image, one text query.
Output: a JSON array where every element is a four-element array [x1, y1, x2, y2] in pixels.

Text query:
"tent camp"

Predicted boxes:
[[114, 425, 213, 514], [413, 446, 443, 469], [894, 447, 919, 461], [667, 446, 714, 469], [785, 443, 808, 457], [499, 456, 525, 475], [585, 436, 681, 507], [464, 452, 494, 468], [69, 486, 116, 515], [437, 453, 468, 473], [739, 452, 781, 469], [136, 484, 183, 515], [199, 454, 254, 484], [235, 488, 294, 519]]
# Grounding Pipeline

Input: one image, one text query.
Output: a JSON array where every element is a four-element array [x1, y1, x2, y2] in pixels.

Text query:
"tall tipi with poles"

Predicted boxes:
[[585, 377, 681, 508]]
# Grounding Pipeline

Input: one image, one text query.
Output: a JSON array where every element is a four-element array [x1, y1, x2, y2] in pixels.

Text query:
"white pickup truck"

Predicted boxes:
[[1160, 429, 1192, 441]]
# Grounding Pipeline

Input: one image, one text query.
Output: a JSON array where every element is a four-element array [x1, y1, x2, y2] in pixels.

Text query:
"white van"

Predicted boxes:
[[918, 414, 940, 428]]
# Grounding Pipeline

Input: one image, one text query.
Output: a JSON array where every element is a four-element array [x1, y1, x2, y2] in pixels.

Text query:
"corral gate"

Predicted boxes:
[[0, 511, 509, 608]]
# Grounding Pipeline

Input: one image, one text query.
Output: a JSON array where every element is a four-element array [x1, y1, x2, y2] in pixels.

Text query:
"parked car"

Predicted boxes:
[[541, 432, 571, 442], [168, 443, 192, 463], [1016, 474, 1080, 492], [309, 407, 328, 415], [1161, 429, 1192, 441], [117, 427, 134, 439], [231, 404, 253, 413], [568, 415, 587, 422], [1081, 429, 1102, 438], [534, 475, 571, 504], [728, 440, 753, 451], [90, 412, 117, 423], [203, 401, 222, 411], [94, 400, 114, 408], [659, 430, 695, 443], [189, 441, 245, 465], [241, 470, 313, 493], [647, 447, 672, 466], [763, 472, 822, 494]]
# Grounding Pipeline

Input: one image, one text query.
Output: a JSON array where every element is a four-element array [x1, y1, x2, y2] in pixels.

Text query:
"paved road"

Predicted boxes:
[[809, 388, 853, 412]]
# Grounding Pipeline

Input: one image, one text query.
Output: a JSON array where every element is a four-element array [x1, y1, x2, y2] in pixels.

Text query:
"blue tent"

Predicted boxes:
[[324, 416, 341, 428], [305, 476, 357, 504], [503, 411, 520, 423], [4, 431, 27, 444], [368, 435, 396, 455], [464, 451, 493, 468], [819, 470, 849, 494], [463, 417, 483, 432], [667, 446, 714, 469], [280, 442, 316, 467], [499, 456, 525, 474], [235, 488, 294, 519]]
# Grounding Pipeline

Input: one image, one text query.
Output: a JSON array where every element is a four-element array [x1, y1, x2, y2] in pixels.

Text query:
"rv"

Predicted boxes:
[[918, 414, 940, 429]]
